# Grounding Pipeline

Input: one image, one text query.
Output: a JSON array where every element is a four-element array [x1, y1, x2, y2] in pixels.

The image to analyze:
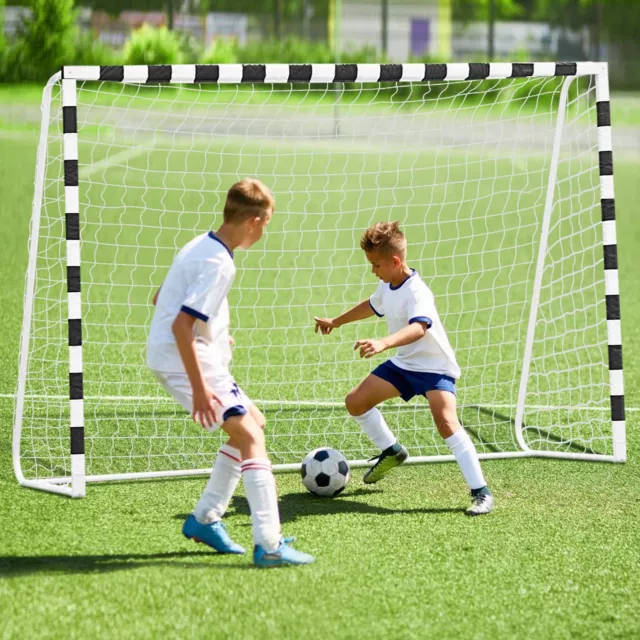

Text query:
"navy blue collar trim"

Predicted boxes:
[[389, 269, 416, 290], [208, 231, 234, 259]]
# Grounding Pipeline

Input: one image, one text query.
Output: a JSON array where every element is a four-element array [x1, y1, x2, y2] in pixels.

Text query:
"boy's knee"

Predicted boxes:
[[436, 416, 455, 431], [433, 411, 460, 437], [224, 415, 264, 448], [345, 391, 368, 417]]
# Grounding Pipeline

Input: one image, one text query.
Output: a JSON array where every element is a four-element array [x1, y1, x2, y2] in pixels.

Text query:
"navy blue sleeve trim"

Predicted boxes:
[[369, 300, 384, 317], [409, 316, 432, 329], [180, 305, 209, 322]]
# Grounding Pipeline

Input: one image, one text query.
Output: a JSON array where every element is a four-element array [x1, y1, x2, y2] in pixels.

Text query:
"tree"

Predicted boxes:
[[535, 0, 637, 58], [0, 0, 6, 53], [8, 0, 76, 81], [453, 0, 525, 22]]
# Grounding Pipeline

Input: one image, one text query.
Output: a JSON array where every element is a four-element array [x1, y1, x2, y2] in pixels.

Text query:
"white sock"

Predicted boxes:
[[445, 429, 486, 491], [193, 444, 242, 524], [352, 408, 397, 451], [241, 458, 281, 552]]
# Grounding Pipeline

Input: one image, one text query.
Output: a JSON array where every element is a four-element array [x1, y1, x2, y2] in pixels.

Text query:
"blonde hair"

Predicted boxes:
[[360, 221, 406, 257], [223, 178, 274, 223]]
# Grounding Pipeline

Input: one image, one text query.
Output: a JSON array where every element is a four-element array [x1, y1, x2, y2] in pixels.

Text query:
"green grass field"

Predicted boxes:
[[1, 82, 639, 639]]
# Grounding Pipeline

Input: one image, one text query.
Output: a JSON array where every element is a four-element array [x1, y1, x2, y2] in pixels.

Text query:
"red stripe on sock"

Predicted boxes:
[[241, 464, 271, 472], [220, 449, 241, 463]]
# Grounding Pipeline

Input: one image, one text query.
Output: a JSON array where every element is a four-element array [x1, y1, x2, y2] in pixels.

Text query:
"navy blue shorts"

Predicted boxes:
[[371, 360, 456, 402]]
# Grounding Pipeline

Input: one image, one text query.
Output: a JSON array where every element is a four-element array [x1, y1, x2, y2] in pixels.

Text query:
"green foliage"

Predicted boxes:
[[535, 0, 638, 42], [122, 24, 182, 66], [231, 37, 378, 65], [338, 44, 379, 65], [178, 31, 203, 64], [199, 37, 379, 68], [0, 0, 5, 80], [234, 37, 333, 64], [453, 0, 525, 22], [201, 38, 238, 64], [0, 0, 6, 53], [3, 0, 76, 82], [72, 32, 119, 66]]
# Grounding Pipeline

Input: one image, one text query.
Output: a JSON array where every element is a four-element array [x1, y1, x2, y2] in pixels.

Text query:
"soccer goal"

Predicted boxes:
[[13, 62, 626, 497]]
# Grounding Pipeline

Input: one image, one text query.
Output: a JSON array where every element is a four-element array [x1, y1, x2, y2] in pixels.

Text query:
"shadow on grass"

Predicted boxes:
[[0, 551, 252, 578], [175, 487, 464, 525], [462, 404, 603, 456]]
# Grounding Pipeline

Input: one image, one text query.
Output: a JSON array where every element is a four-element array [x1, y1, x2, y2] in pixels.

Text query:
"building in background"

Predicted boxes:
[[205, 13, 248, 48], [337, 0, 451, 60], [452, 20, 592, 61]]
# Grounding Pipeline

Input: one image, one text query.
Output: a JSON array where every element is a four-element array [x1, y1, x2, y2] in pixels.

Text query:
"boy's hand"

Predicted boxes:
[[354, 338, 387, 359], [192, 385, 223, 430], [314, 317, 339, 335]]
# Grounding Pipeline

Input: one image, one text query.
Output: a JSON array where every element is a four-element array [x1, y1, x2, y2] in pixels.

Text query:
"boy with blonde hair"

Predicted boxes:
[[148, 178, 314, 566], [314, 221, 493, 515]]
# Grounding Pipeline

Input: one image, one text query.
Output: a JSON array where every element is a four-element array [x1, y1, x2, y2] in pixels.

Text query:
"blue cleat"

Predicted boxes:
[[253, 540, 315, 568], [182, 514, 246, 554]]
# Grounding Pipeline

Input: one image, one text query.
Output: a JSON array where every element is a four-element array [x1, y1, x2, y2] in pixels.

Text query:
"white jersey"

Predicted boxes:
[[147, 232, 236, 373], [369, 270, 461, 378]]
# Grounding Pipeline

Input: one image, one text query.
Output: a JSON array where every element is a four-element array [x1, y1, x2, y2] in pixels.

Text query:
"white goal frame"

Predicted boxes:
[[13, 62, 626, 498]]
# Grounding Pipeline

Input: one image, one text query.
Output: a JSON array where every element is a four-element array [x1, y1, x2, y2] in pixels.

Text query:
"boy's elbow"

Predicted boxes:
[[171, 315, 184, 336]]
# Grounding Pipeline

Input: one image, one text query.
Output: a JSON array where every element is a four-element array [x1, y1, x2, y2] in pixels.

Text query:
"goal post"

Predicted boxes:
[[13, 62, 626, 498]]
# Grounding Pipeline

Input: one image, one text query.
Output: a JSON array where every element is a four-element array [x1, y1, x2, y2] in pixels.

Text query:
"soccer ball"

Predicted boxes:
[[301, 448, 350, 497]]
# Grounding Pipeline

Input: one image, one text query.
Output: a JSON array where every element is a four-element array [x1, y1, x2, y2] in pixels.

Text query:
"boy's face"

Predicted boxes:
[[365, 250, 402, 283], [238, 207, 273, 250]]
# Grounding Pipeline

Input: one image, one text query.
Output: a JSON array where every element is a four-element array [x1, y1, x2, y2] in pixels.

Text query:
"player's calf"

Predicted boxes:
[[220, 414, 314, 563]]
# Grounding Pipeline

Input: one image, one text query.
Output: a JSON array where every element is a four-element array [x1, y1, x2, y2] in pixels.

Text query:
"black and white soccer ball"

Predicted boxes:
[[301, 448, 350, 497]]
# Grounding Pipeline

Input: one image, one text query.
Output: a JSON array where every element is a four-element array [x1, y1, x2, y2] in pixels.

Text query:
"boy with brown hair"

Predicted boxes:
[[314, 221, 493, 515], [148, 178, 315, 566]]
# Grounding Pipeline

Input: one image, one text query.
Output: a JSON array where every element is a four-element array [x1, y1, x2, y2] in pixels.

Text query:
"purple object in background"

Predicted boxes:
[[411, 18, 430, 57]]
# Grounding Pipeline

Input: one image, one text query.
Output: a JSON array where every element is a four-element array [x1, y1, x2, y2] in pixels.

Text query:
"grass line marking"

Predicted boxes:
[[80, 143, 154, 179]]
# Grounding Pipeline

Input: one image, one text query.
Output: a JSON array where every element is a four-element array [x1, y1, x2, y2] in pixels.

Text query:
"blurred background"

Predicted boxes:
[[0, 0, 638, 89]]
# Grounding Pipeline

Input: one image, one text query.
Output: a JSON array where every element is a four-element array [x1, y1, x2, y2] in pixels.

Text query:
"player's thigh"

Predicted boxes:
[[346, 373, 401, 416], [247, 402, 266, 430], [425, 390, 460, 437], [151, 370, 193, 412]]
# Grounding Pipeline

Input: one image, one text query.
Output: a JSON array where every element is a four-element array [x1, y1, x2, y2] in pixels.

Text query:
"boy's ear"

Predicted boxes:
[[393, 255, 402, 267]]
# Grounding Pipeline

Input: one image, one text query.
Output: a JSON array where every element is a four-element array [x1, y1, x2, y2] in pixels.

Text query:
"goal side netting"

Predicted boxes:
[[13, 62, 626, 497]]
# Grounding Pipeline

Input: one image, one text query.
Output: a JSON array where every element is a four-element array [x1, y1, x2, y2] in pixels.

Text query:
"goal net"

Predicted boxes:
[[14, 63, 626, 497]]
